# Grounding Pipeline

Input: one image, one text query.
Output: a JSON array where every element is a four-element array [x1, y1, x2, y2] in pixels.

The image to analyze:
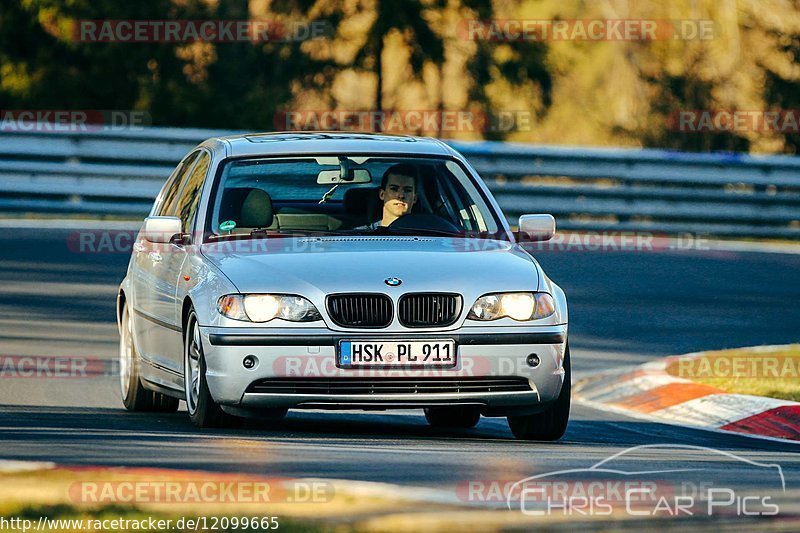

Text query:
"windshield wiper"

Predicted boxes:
[[265, 229, 355, 237], [383, 226, 464, 237]]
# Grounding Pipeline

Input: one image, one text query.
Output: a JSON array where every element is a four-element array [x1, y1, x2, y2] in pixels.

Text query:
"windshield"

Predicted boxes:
[[205, 155, 505, 240]]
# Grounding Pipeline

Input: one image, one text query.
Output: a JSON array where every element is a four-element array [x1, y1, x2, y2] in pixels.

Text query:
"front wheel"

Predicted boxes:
[[507, 344, 571, 441], [119, 305, 179, 412], [184, 310, 240, 428]]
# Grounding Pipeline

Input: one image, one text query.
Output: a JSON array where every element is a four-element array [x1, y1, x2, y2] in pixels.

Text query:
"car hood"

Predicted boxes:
[[201, 236, 540, 296]]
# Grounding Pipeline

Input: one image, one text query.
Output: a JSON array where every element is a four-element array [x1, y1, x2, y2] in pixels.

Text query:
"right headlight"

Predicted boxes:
[[467, 292, 556, 321], [217, 294, 322, 323]]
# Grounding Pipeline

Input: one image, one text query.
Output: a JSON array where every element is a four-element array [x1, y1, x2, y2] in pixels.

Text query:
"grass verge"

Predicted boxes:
[[664, 344, 800, 402]]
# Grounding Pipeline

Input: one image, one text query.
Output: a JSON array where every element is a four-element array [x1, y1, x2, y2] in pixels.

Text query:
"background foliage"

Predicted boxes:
[[2, 0, 799, 153]]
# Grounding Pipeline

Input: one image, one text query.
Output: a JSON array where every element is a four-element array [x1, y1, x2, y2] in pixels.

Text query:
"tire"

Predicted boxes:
[[184, 310, 240, 428], [424, 406, 481, 429], [507, 344, 571, 441], [119, 305, 179, 413]]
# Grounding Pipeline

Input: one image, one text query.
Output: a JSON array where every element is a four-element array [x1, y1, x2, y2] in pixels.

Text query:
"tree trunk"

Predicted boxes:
[[375, 36, 383, 132], [437, 63, 444, 138]]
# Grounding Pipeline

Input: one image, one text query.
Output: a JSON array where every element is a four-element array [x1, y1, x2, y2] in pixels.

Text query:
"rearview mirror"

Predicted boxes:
[[518, 214, 556, 242], [142, 216, 182, 244], [317, 168, 372, 184]]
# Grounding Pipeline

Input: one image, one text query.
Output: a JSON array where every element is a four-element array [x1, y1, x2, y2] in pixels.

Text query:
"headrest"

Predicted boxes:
[[239, 188, 274, 228], [219, 187, 249, 223]]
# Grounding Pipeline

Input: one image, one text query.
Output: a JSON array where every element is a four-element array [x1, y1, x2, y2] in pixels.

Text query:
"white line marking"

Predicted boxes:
[[0, 459, 56, 473], [577, 371, 689, 404]]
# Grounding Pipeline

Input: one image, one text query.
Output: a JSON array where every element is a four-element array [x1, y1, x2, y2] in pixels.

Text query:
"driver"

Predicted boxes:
[[358, 164, 418, 230]]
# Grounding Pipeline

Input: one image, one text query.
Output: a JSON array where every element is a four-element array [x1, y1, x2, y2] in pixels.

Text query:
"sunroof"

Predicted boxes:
[[243, 132, 418, 143]]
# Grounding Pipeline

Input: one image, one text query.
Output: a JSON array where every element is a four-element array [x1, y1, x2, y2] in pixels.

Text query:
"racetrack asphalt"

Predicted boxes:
[[1, 226, 799, 525]]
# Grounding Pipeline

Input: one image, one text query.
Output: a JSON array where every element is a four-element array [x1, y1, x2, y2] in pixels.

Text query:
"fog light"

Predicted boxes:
[[526, 353, 541, 368], [243, 355, 258, 369]]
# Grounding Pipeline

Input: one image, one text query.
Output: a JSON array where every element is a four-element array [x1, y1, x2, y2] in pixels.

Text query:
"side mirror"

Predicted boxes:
[[142, 216, 183, 244], [518, 214, 556, 242]]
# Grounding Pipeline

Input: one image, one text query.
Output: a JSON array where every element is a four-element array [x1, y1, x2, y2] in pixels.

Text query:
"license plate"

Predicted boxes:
[[338, 340, 456, 368]]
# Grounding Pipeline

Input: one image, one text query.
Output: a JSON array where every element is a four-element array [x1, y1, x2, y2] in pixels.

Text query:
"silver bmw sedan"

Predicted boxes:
[[117, 132, 570, 440]]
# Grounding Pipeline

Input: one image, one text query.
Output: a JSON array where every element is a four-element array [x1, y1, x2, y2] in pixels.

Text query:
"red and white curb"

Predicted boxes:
[[574, 348, 800, 443]]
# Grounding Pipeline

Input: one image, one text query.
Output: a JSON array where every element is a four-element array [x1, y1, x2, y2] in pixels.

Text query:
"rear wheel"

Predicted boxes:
[[184, 310, 240, 428], [119, 305, 179, 412], [424, 406, 481, 429], [507, 344, 571, 441]]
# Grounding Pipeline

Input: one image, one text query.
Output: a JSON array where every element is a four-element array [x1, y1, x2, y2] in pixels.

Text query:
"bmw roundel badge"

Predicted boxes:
[[384, 277, 402, 287]]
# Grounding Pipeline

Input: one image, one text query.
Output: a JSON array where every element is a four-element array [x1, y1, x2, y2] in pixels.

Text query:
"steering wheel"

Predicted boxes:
[[388, 213, 463, 234]]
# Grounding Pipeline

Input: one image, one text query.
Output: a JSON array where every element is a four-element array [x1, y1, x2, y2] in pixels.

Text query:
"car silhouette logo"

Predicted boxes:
[[505, 444, 786, 512], [384, 277, 402, 287]]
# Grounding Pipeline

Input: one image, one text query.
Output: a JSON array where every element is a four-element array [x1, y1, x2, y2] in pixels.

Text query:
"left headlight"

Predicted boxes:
[[467, 292, 556, 321], [217, 294, 322, 323]]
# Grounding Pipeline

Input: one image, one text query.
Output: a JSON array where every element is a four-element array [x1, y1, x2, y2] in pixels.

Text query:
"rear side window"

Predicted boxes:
[[157, 151, 200, 216], [153, 173, 181, 216], [175, 151, 211, 230]]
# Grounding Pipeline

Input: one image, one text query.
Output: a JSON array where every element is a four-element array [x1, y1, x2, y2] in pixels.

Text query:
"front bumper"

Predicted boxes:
[[201, 325, 568, 416]]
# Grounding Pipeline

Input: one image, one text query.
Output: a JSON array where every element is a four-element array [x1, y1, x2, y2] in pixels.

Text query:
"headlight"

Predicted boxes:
[[467, 292, 556, 321], [217, 294, 322, 323]]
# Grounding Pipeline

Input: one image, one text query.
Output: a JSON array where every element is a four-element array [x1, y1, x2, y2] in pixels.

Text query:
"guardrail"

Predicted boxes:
[[2, 128, 799, 239]]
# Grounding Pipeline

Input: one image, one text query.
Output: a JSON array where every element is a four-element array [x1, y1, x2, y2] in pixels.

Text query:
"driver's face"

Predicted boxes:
[[380, 174, 417, 219]]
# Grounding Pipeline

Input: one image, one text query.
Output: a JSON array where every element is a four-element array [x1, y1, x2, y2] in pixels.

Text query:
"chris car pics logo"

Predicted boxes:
[[504, 445, 784, 517]]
